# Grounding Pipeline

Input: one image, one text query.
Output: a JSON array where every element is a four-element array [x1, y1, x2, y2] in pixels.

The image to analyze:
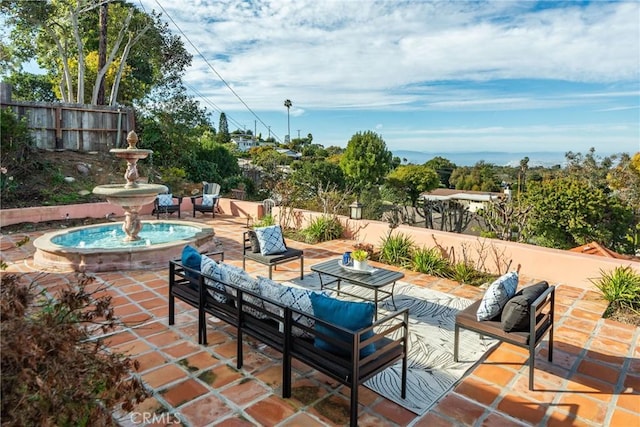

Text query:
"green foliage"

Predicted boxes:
[[157, 166, 187, 194], [217, 112, 230, 144], [2, 1, 192, 105], [385, 164, 440, 206], [253, 214, 275, 228], [301, 215, 344, 243], [1, 273, 147, 425], [339, 131, 393, 192], [590, 266, 640, 306], [353, 242, 375, 260], [352, 249, 369, 261], [378, 232, 414, 267], [4, 72, 56, 101], [412, 246, 450, 276], [524, 176, 634, 251], [425, 156, 457, 188], [289, 160, 346, 202], [447, 261, 481, 284], [449, 161, 501, 191]]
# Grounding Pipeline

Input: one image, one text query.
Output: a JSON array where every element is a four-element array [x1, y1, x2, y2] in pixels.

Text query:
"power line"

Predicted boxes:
[[153, 0, 283, 143]]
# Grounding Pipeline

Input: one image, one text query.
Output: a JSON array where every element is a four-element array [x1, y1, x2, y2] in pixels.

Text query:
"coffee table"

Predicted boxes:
[[311, 259, 404, 320]]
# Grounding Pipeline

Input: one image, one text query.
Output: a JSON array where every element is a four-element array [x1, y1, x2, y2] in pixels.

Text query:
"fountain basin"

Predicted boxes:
[[92, 183, 168, 203], [33, 220, 217, 272]]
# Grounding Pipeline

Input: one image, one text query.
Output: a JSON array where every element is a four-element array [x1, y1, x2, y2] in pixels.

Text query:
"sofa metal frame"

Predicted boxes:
[[168, 256, 409, 427]]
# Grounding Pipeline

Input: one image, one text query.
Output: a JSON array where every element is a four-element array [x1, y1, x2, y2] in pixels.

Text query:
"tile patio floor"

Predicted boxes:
[[1, 215, 638, 426]]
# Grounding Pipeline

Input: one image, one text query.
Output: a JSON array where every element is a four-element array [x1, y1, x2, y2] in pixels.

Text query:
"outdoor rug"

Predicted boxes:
[[287, 274, 498, 416]]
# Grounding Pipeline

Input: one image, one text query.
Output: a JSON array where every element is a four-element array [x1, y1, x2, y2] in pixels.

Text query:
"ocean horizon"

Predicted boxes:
[[392, 150, 570, 168]]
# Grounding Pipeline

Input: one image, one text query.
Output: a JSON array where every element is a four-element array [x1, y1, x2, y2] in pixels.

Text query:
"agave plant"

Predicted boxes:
[[412, 246, 451, 276], [379, 232, 414, 267], [590, 266, 640, 310]]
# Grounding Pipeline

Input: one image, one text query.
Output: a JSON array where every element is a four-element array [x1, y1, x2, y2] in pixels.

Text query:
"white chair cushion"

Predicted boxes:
[[254, 225, 287, 255], [476, 271, 519, 321], [158, 194, 173, 206], [202, 194, 216, 207]]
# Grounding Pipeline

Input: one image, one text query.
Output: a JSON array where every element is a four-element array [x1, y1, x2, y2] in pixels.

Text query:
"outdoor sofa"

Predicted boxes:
[[168, 249, 409, 427]]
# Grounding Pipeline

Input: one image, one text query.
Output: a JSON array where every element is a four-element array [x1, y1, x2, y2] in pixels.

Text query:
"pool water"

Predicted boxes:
[[51, 222, 201, 249]]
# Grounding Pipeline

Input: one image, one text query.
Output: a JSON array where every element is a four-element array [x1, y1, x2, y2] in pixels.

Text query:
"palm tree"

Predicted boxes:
[[284, 99, 292, 142]]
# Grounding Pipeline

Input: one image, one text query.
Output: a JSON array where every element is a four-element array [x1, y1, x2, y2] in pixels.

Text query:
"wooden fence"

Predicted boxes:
[[1, 83, 135, 153]]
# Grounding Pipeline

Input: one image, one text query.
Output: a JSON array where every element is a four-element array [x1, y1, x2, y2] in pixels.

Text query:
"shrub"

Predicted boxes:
[[447, 261, 480, 284], [253, 214, 275, 228], [302, 215, 344, 243], [412, 246, 450, 276], [379, 232, 414, 267], [591, 266, 640, 309], [1, 273, 148, 425]]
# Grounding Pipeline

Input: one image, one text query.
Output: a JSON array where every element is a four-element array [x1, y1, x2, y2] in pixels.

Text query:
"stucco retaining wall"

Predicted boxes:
[[1, 201, 637, 290], [275, 207, 639, 291]]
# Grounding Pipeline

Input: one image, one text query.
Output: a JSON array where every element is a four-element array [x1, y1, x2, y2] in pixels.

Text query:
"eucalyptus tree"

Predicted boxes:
[[1, 0, 190, 106]]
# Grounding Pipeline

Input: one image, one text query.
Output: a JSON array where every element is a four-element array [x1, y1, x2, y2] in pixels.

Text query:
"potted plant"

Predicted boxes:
[[351, 249, 369, 271]]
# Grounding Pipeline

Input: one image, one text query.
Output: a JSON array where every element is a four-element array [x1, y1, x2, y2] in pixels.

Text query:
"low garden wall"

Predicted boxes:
[[275, 207, 640, 292], [1, 200, 637, 291]]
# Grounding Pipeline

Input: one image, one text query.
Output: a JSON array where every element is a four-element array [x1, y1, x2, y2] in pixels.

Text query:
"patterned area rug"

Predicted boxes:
[[288, 274, 498, 415]]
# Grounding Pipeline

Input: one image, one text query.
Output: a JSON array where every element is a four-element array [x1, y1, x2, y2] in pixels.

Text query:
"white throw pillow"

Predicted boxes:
[[254, 225, 287, 255], [218, 262, 265, 319], [202, 194, 216, 207], [158, 194, 173, 206], [476, 271, 519, 321]]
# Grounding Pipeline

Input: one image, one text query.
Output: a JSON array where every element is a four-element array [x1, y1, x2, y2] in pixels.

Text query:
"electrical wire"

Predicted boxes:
[[152, 0, 283, 143]]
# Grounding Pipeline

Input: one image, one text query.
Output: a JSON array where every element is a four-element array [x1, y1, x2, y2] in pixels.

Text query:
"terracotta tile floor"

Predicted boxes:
[[2, 215, 639, 426]]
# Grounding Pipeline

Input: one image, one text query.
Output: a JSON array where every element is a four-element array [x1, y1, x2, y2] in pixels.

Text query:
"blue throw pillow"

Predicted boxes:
[[181, 245, 201, 280], [310, 293, 375, 358]]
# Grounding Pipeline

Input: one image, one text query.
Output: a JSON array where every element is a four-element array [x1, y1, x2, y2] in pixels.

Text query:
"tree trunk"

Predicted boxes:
[[71, 5, 85, 104], [96, 2, 108, 105]]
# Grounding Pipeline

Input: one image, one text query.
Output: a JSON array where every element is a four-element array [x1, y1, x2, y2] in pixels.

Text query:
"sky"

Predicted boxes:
[[96, 1, 640, 158]]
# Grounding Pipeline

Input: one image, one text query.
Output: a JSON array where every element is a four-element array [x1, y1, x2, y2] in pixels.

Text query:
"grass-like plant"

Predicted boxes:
[[590, 266, 640, 311], [412, 246, 451, 276], [301, 215, 344, 243], [253, 214, 276, 228], [379, 232, 414, 267]]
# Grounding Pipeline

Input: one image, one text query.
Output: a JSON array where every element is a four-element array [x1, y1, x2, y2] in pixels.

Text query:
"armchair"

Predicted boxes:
[[152, 193, 183, 219]]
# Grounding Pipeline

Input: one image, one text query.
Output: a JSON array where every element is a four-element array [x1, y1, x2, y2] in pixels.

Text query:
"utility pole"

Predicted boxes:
[[297, 129, 301, 139]]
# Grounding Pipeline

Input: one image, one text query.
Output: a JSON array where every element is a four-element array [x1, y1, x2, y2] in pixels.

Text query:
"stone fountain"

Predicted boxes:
[[92, 130, 167, 241], [33, 130, 217, 272]]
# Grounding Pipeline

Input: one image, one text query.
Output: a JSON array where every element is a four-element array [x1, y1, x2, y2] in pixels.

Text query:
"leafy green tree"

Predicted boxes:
[[217, 112, 230, 144], [607, 152, 640, 254], [2, 1, 190, 106], [289, 160, 346, 202], [4, 72, 57, 101], [137, 82, 214, 179], [339, 131, 393, 191], [524, 176, 634, 251], [449, 161, 500, 191], [385, 164, 440, 207], [425, 156, 457, 188]]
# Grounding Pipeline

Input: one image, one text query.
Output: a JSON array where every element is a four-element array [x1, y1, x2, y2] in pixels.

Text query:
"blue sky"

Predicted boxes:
[[114, 1, 639, 157]]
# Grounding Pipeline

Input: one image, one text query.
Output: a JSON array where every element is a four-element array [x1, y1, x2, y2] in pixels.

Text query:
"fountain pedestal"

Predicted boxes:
[[92, 131, 167, 241]]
